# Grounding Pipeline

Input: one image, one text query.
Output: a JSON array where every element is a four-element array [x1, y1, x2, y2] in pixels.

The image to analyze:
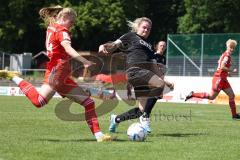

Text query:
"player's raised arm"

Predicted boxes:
[[98, 39, 122, 54]]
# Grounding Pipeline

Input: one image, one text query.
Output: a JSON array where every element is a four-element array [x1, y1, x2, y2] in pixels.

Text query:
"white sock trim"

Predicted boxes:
[[94, 131, 104, 139], [12, 76, 23, 85]]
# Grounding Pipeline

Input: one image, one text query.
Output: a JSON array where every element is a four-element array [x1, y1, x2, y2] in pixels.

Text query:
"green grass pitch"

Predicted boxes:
[[0, 96, 240, 160]]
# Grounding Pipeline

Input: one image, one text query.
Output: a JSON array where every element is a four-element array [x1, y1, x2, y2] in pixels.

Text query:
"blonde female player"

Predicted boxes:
[[0, 6, 112, 142], [99, 17, 174, 133], [185, 39, 240, 120]]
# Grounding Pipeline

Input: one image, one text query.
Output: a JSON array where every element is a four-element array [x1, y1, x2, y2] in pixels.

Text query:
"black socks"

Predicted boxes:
[[115, 107, 143, 123], [142, 97, 158, 118]]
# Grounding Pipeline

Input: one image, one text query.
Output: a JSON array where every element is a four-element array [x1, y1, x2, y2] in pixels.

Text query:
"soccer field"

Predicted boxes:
[[0, 96, 239, 160]]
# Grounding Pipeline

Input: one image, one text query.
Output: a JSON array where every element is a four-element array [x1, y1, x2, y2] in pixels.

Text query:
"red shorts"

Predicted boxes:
[[212, 76, 231, 92], [44, 60, 78, 97]]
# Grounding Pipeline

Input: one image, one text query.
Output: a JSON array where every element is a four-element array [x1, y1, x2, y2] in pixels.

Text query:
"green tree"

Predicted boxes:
[[0, 0, 184, 53], [143, 0, 184, 44], [0, 0, 64, 53], [72, 0, 127, 51], [0, 0, 41, 53], [178, 0, 240, 33]]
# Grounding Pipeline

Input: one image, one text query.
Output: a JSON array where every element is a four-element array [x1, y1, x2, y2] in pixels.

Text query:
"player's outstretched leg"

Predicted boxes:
[[109, 107, 143, 133], [185, 91, 194, 101], [0, 70, 48, 108]]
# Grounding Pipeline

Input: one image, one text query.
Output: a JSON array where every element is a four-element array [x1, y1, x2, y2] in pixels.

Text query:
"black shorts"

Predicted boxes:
[[127, 67, 163, 98]]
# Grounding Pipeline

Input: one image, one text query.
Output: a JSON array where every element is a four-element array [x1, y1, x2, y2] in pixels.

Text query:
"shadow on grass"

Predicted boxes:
[[149, 132, 208, 138], [36, 138, 129, 142], [37, 138, 96, 142]]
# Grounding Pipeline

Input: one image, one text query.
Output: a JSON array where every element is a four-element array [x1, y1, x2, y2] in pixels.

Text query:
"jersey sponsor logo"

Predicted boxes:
[[139, 40, 153, 51]]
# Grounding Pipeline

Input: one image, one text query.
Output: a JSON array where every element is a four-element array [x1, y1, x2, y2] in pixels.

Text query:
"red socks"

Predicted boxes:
[[192, 92, 209, 99], [81, 98, 100, 134], [193, 92, 237, 117], [229, 98, 237, 117], [18, 80, 47, 108]]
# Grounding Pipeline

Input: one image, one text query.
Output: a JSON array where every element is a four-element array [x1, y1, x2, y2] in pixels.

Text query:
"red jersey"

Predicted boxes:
[[45, 23, 71, 69], [214, 51, 231, 79]]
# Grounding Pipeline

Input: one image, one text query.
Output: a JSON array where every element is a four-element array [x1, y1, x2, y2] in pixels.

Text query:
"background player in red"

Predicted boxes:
[[185, 39, 240, 119], [0, 6, 112, 142]]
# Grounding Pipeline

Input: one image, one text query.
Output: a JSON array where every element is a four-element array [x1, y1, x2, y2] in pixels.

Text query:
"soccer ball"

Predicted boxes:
[[127, 122, 147, 141]]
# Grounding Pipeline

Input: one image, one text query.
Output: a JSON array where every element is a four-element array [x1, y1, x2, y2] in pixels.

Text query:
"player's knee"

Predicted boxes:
[[148, 87, 163, 97], [81, 98, 95, 109]]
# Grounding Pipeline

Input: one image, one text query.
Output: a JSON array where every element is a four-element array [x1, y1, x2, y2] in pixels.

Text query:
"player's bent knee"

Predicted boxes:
[[81, 97, 95, 108]]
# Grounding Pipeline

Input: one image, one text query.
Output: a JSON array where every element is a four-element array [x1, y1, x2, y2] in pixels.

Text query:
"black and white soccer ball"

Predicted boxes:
[[127, 122, 147, 141]]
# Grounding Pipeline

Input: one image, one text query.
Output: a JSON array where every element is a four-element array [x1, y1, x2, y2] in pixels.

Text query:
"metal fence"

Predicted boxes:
[[167, 33, 240, 76], [0, 51, 11, 70]]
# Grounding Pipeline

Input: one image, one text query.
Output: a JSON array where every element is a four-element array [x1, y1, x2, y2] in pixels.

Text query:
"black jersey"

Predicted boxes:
[[118, 32, 155, 65], [154, 54, 166, 65]]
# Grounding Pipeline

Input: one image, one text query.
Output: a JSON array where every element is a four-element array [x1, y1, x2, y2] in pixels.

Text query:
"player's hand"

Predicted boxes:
[[84, 60, 95, 68], [166, 82, 174, 91], [98, 45, 109, 55], [232, 68, 237, 73]]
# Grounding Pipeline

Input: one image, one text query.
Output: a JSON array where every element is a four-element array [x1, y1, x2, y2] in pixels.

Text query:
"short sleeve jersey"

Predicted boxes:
[[118, 32, 155, 65], [45, 23, 71, 67], [214, 51, 232, 79]]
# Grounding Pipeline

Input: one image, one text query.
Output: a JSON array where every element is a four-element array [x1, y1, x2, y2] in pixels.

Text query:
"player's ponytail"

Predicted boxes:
[[39, 5, 63, 25]]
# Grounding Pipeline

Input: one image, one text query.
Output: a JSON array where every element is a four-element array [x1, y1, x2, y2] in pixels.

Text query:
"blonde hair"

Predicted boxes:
[[127, 17, 152, 32], [56, 8, 77, 21], [39, 6, 77, 25], [39, 5, 63, 25], [226, 39, 237, 47]]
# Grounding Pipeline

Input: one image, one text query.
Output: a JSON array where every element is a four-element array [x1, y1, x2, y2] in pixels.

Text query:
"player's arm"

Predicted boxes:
[[220, 57, 237, 73], [98, 39, 122, 54], [61, 41, 93, 67], [164, 79, 174, 91]]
